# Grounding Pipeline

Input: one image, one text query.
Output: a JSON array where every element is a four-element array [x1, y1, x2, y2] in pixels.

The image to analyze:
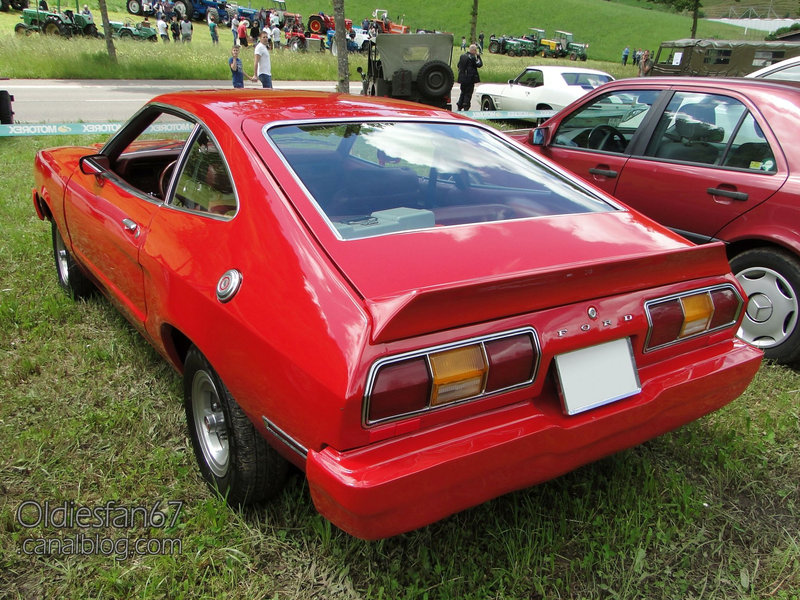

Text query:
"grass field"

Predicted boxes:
[[0, 0, 778, 82], [1, 129, 799, 598]]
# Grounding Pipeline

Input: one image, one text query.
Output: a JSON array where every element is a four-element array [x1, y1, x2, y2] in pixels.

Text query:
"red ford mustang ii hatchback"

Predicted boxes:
[[32, 90, 761, 539]]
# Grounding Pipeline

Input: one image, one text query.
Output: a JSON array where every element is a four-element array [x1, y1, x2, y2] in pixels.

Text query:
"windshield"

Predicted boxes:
[[268, 121, 615, 240]]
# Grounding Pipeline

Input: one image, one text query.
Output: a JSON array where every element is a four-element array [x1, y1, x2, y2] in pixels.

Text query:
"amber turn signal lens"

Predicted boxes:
[[429, 345, 488, 406]]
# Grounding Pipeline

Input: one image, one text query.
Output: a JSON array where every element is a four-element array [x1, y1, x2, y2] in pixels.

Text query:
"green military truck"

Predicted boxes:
[[651, 39, 800, 77]]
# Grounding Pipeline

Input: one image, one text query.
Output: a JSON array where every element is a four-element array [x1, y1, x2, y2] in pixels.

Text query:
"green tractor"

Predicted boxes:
[[554, 30, 588, 61], [108, 19, 158, 40], [15, 0, 98, 36]]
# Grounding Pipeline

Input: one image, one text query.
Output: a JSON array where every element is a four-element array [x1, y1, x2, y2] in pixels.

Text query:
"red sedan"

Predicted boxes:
[[33, 90, 761, 539], [517, 77, 800, 364]]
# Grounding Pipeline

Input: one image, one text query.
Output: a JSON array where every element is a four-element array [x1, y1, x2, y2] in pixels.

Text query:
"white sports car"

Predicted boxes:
[[472, 65, 614, 112]]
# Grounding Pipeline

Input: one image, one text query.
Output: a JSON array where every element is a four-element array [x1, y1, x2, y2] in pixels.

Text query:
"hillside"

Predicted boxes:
[[96, 0, 791, 63]]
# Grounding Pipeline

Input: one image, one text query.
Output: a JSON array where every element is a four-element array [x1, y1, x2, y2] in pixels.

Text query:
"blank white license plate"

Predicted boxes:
[[554, 338, 641, 416]]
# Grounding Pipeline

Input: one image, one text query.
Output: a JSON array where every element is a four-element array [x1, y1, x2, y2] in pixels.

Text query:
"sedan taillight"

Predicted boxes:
[[365, 329, 539, 425], [645, 286, 743, 351]]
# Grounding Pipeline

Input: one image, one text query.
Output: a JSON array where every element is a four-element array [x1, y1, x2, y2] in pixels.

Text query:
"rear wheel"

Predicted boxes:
[[83, 23, 97, 36], [732, 248, 800, 364], [307, 14, 325, 34], [52, 221, 94, 299], [126, 0, 142, 15], [569, 52, 578, 60], [11, 0, 28, 9], [481, 96, 495, 111], [172, 0, 192, 19], [184, 346, 289, 506], [43, 17, 65, 36], [14, 22, 29, 35], [120, 28, 133, 38], [488, 40, 500, 53]]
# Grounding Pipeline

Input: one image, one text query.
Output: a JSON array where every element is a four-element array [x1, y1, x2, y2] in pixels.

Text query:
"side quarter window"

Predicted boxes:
[[172, 130, 237, 219], [553, 90, 661, 153]]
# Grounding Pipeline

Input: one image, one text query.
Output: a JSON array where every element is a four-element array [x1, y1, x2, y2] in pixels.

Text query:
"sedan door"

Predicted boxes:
[[502, 69, 544, 111], [612, 90, 788, 242], [537, 88, 664, 197]]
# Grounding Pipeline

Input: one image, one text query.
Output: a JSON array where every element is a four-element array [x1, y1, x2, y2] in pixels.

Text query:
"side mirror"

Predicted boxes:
[[528, 127, 549, 146], [79, 154, 110, 176], [357, 66, 364, 75]]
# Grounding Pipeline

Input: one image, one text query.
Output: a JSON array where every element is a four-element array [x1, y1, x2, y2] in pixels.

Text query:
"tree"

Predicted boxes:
[[333, 0, 349, 94], [97, 0, 117, 64], [649, 0, 738, 38], [470, 0, 478, 44]]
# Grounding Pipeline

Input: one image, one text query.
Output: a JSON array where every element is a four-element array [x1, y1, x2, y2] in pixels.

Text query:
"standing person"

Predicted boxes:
[[208, 16, 219, 44], [622, 45, 630, 66], [253, 30, 273, 88], [156, 14, 169, 42], [456, 43, 482, 111], [237, 18, 249, 47], [270, 23, 281, 50], [169, 14, 180, 42], [460, 36, 466, 51], [229, 45, 251, 88], [638, 49, 653, 76], [180, 14, 192, 42], [230, 15, 239, 44], [478, 31, 484, 52]]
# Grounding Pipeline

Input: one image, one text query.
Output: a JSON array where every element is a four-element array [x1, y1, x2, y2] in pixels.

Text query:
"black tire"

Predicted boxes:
[[289, 36, 306, 52], [120, 28, 133, 38], [506, 48, 516, 57], [488, 40, 500, 54], [126, 0, 142, 15], [172, 0, 192, 19], [43, 17, 64, 35], [417, 59, 453, 98], [11, 0, 28, 9], [184, 346, 289, 506], [0, 90, 13, 124], [731, 248, 800, 364], [83, 23, 97, 36], [14, 22, 28, 36], [569, 52, 578, 60], [0, 0, 9, 12], [480, 96, 496, 111], [52, 221, 94, 299]]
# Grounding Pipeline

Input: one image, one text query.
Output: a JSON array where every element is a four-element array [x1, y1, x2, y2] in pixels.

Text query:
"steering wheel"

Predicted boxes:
[[158, 160, 178, 199], [587, 125, 627, 152]]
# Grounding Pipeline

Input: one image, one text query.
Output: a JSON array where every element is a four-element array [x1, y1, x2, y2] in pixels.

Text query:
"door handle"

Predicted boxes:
[[588, 168, 618, 178], [707, 187, 748, 202], [122, 218, 140, 238]]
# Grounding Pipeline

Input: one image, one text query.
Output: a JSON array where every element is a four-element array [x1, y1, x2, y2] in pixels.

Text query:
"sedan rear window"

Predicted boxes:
[[268, 121, 615, 240]]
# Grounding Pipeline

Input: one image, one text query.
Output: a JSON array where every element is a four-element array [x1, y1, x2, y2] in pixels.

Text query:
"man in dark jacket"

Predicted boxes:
[[456, 44, 482, 111]]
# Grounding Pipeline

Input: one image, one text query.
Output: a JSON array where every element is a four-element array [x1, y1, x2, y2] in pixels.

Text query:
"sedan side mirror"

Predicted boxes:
[[528, 126, 549, 146], [79, 154, 111, 176]]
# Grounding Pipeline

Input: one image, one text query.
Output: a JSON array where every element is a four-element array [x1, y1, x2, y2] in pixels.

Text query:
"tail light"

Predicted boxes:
[[645, 285, 743, 351], [364, 328, 539, 425]]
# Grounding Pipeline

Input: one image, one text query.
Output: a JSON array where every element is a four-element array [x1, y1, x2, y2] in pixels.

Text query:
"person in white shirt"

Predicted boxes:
[[253, 30, 273, 88], [271, 24, 281, 50]]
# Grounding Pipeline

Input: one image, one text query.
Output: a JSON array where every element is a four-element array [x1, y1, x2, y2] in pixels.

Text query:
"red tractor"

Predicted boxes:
[[306, 12, 351, 35], [366, 9, 408, 34]]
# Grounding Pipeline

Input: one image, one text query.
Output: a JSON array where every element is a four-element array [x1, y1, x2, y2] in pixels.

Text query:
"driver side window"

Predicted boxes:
[[553, 90, 660, 153]]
